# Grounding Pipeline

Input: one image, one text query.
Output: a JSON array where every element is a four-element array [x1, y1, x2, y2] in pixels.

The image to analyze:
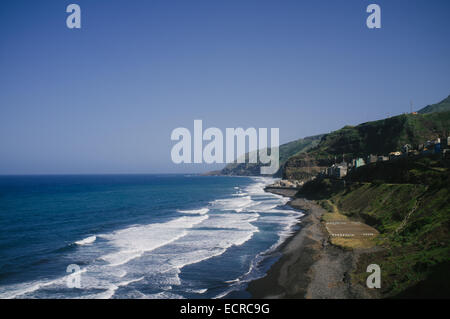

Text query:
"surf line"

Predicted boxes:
[[180, 303, 214, 317]]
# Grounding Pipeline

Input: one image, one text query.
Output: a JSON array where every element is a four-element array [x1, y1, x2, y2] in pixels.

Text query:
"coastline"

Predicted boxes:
[[247, 187, 371, 299]]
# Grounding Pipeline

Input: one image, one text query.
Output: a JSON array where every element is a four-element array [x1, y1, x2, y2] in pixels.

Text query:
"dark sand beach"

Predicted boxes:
[[247, 188, 372, 299]]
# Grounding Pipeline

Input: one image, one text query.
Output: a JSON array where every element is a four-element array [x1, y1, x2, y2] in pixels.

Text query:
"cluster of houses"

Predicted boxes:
[[267, 136, 450, 189], [321, 136, 450, 179]]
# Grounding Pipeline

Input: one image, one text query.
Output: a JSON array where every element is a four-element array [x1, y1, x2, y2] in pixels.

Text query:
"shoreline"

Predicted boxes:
[[247, 187, 371, 299]]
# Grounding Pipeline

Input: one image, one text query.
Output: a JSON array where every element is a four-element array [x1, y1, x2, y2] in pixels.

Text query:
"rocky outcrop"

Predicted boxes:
[[283, 154, 332, 180]]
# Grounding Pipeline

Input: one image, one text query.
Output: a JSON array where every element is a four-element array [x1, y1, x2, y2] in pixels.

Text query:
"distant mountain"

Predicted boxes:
[[418, 95, 450, 114], [220, 134, 323, 176]]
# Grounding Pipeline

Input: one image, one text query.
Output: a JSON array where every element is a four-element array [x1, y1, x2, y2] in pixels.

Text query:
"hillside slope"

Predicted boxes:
[[418, 95, 450, 114], [220, 134, 323, 176], [298, 155, 450, 298], [284, 111, 450, 180], [218, 95, 449, 177]]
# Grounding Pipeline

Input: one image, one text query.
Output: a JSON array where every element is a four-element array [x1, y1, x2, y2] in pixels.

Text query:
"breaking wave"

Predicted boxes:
[[0, 176, 303, 299]]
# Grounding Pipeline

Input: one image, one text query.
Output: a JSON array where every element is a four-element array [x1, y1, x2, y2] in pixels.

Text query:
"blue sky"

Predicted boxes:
[[1, 0, 449, 174]]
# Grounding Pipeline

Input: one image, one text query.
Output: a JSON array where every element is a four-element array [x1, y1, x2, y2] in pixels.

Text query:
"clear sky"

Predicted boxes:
[[1, 0, 449, 174]]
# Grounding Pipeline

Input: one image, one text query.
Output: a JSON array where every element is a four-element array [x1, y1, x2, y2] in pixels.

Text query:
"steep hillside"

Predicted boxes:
[[284, 111, 450, 180], [418, 95, 450, 114], [220, 134, 323, 176], [298, 155, 450, 298], [337, 181, 449, 298]]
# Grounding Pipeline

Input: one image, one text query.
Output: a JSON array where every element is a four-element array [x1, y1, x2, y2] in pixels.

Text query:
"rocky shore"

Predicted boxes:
[[247, 188, 373, 299]]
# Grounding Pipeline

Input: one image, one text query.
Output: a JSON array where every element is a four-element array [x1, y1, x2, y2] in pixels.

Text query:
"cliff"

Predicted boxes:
[[220, 134, 323, 176]]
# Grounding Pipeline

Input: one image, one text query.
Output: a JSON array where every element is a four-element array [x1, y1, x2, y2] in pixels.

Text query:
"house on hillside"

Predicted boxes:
[[327, 164, 347, 179], [389, 151, 402, 160], [402, 144, 412, 153], [434, 142, 441, 154], [421, 138, 442, 155], [366, 154, 377, 164], [335, 165, 347, 178], [353, 158, 365, 168]]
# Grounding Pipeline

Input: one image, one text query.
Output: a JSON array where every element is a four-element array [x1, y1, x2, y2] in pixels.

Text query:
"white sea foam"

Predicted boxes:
[[212, 176, 305, 298], [80, 276, 145, 299], [0, 268, 87, 299], [177, 208, 209, 215], [186, 288, 208, 294], [75, 235, 97, 245], [99, 215, 208, 266], [211, 195, 255, 212], [0, 280, 57, 299], [146, 291, 184, 299], [232, 192, 248, 197], [0, 176, 305, 299]]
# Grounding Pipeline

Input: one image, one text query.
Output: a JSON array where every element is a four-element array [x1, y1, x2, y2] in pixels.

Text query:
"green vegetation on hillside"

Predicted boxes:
[[298, 155, 450, 298], [336, 182, 449, 298], [418, 95, 450, 114], [347, 155, 450, 186], [218, 95, 450, 178], [284, 111, 450, 180], [217, 95, 450, 297], [220, 134, 323, 176]]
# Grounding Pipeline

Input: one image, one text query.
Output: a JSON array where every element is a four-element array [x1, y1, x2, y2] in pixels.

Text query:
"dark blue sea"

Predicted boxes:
[[0, 175, 303, 299]]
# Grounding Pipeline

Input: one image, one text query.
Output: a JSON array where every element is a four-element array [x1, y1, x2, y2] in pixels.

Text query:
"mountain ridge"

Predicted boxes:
[[418, 95, 450, 114], [218, 94, 450, 178]]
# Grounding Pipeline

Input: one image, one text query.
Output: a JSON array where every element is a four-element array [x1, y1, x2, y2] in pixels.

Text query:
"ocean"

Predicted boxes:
[[0, 175, 303, 299]]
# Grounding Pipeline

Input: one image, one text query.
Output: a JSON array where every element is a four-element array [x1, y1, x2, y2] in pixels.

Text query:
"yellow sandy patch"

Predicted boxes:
[[318, 200, 379, 249], [330, 237, 377, 249]]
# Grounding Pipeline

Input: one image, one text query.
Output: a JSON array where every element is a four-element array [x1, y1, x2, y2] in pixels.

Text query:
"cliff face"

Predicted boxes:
[[220, 161, 264, 176], [220, 134, 323, 176], [283, 154, 332, 180]]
